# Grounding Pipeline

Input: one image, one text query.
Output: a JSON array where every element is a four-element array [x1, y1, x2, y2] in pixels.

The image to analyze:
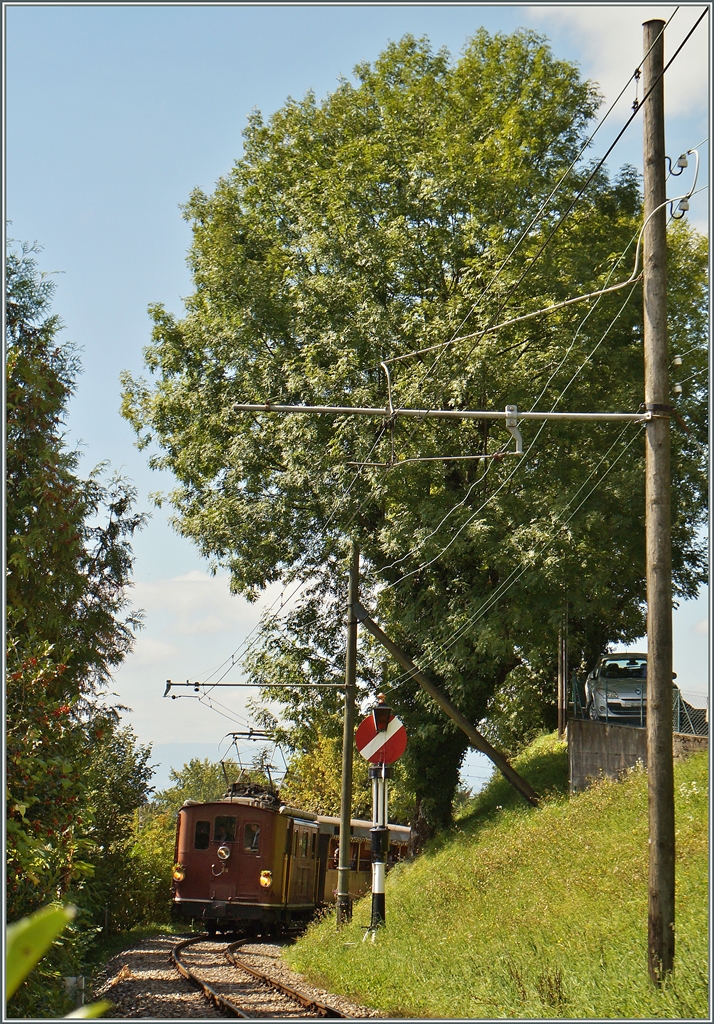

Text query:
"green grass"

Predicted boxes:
[[285, 733, 708, 1018]]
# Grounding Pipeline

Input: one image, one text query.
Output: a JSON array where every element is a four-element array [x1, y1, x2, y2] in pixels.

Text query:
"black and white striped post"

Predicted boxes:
[[369, 757, 391, 930]]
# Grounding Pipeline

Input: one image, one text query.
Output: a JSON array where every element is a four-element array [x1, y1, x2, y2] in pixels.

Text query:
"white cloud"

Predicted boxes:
[[130, 571, 280, 637], [694, 618, 708, 636], [124, 635, 178, 669], [526, 5, 708, 119]]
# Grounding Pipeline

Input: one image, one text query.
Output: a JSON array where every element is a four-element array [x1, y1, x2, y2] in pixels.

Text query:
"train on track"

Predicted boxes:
[[171, 781, 410, 934]]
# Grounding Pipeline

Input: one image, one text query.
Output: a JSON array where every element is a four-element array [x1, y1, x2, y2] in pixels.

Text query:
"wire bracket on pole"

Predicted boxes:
[[505, 406, 523, 455]]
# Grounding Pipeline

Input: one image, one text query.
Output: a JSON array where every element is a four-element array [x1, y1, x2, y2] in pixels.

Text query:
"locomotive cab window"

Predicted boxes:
[[194, 820, 210, 850], [243, 822, 260, 853], [213, 816, 236, 843]]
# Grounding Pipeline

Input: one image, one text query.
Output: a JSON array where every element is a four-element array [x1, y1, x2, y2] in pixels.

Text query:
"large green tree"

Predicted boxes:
[[122, 31, 707, 832]]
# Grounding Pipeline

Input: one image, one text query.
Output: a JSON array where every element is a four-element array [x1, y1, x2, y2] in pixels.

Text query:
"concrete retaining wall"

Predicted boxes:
[[567, 718, 708, 793], [673, 732, 709, 758]]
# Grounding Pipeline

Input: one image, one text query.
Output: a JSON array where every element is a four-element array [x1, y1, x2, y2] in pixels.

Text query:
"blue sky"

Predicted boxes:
[[5, 3, 709, 792]]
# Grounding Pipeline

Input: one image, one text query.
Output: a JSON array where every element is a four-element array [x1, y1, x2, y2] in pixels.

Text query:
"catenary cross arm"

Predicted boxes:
[[233, 403, 651, 423]]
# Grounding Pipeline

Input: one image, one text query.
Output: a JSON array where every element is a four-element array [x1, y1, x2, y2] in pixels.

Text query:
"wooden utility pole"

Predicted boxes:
[[336, 541, 359, 926], [642, 18, 675, 984]]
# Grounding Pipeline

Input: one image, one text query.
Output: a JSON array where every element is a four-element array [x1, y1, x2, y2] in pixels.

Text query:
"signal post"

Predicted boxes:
[[356, 696, 408, 934]]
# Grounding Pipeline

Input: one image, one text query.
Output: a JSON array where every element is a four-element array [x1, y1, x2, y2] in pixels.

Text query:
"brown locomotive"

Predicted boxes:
[[171, 781, 410, 934]]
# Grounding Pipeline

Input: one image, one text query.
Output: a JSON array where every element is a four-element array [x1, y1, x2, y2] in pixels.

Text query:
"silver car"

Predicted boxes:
[[585, 654, 649, 724]]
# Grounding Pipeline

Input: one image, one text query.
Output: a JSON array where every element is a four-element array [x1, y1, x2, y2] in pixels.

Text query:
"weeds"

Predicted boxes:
[[536, 965, 566, 1009]]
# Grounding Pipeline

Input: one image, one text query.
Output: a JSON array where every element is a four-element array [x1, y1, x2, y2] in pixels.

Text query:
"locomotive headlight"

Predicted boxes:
[[217, 845, 231, 860], [172, 863, 186, 882], [259, 870, 273, 889]]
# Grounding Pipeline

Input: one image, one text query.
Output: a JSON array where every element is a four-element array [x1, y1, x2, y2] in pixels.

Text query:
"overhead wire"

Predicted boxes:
[[368, 245, 643, 590], [192, 419, 390, 690], [323, 10, 697, 549], [383, 420, 644, 694], [214, 167, 698, 701], [193, 8, 706, 711], [363, 131, 705, 591], [384, 157, 698, 365], [390, 6, 705, 375], [217, 10, 686, 643], [242, 261, 642, 677], [386, 9, 680, 377], [202, 19, 672, 650], [379, 152, 706, 675], [225, 160, 701, 717]]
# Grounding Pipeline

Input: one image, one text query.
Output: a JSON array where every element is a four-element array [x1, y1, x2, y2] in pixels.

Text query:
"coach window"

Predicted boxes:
[[194, 820, 210, 850], [244, 822, 261, 853], [300, 830, 309, 858], [311, 832, 316, 859], [214, 816, 236, 843]]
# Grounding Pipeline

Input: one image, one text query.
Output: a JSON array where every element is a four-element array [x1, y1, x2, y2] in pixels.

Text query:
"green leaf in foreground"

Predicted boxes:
[[65, 1002, 113, 1019], [6, 904, 112, 1018], [5, 905, 75, 999]]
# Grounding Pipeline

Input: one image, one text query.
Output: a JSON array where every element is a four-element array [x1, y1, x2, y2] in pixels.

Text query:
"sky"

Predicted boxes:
[[5, 2, 710, 793]]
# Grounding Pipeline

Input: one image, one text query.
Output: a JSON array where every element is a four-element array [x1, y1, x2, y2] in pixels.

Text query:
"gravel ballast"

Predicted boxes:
[[90, 934, 384, 1019]]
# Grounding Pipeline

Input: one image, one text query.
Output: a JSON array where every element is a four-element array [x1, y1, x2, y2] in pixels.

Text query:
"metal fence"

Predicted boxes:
[[570, 673, 708, 736], [673, 688, 708, 736]]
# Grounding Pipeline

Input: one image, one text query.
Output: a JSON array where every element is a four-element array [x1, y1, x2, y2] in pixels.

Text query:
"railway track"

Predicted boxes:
[[171, 935, 348, 1018]]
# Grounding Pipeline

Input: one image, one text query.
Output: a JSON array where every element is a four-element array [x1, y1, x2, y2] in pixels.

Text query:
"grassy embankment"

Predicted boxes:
[[286, 733, 708, 1018]]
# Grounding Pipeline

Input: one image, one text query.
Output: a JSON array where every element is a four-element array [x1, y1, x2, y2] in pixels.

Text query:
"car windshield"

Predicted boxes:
[[601, 659, 647, 679]]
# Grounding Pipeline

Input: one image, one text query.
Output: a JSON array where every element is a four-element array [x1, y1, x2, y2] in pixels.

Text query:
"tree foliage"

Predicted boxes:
[[122, 31, 708, 830], [153, 757, 241, 816], [5, 242, 151, 1015], [280, 729, 413, 823]]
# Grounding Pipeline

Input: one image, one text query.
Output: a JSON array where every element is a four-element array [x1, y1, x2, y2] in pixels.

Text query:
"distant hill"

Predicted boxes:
[[287, 732, 708, 1019]]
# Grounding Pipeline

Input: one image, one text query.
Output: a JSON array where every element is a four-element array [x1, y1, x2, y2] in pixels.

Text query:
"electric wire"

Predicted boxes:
[[364, 265, 637, 584], [393, 8, 706, 374], [383, 421, 643, 694], [191, 421, 390, 690], [387, 160, 698, 364], [189, 12, 706, 715], [368, 246, 655, 680], [386, 10, 680, 374], [676, 369, 707, 386], [353, 15, 703, 552], [369, 262, 642, 591], [214, 168, 693, 687], [319, 13, 699, 561], [364, 155, 705, 593], [215, 160, 699, 709], [197, 22, 680, 669], [240, 268, 639, 682]]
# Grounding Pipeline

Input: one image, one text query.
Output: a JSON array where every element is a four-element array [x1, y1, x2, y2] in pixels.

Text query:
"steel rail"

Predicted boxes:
[[226, 939, 347, 1018], [171, 935, 250, 1018], [171, 935, 348, 1018]]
